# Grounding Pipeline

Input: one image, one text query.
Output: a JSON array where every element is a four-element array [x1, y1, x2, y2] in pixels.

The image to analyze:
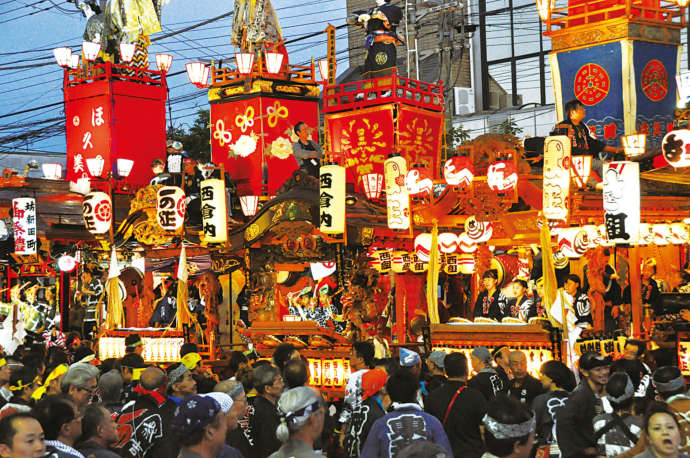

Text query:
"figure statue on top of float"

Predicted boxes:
[[231, 0, 289, 73], [354, 0, 404, 79]]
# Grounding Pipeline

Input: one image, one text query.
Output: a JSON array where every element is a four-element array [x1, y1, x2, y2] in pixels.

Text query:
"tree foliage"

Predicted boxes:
[[167, 109, 211, 162]]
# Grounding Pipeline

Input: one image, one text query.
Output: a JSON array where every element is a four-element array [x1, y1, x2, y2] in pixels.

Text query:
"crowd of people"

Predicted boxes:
[[0, 334, 687, 458]]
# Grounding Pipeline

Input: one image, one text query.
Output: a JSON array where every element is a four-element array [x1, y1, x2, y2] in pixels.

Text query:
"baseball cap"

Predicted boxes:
[[428, 351, 447, 369], [181, 352, 202, 370], [171, 395, 221, 436], [202, 392, 234, 414], [361, 369, 387, 400], [472, 346, 492, 364]]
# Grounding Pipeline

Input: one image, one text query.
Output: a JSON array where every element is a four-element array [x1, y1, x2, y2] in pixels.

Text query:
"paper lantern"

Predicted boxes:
[[361, 173, 384, 201], [438, 233, 458, 253], [12, 198, 37, 255], [82, 192, 112, 235], [443, 156, 474, 187], [621, 134, 646, 158], [582, 225, 601, 248], [235, 52, 255, 74], [384, 155, 411, 230], [119, 43, 136, 63], [458, 253, 476, 274], [661, 130, 690, 168], [318, 58, 335, 82], [319, 164, 346, 234], [457, 232, 478, 253], [200, 179, 227, 243], [637, 223, 653, 245], [391, 251, 411, 273], [42, 163, 62, 180], [156, 186, 186, 231], [82, 41, 101, 61], [186, 62, 209, 87], [155, 53, 173, 72], [464, 216, 493, 243], [308, 359, 322, 386], [405, 167, 433, 196], [69, 54, 80, 69], [53, 47, 72, 67], [487, 160, 518, 192], [239, 196, 259, 217], [598, 224, 615, 247], [264, 52, 284, 74], [443, 254, 461, 275], [116, 158, 134, 178], [557, 227, 589, 258], [542, 136, 571, 221], [57, 255, 77, 273], [536, 0, 557, 21], [409, 253, 428, 273], [670, 223, 689, 244], [571, 155, 592, 189], [414, 233, 432, 262], [86, 155, 104, 178], [369, 249, 392, 273], [603, 162, 640, 244], [652, 224, 671, 245]]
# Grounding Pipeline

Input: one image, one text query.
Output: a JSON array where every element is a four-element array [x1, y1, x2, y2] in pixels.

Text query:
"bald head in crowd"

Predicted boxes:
[[140, 367, 166, 391]]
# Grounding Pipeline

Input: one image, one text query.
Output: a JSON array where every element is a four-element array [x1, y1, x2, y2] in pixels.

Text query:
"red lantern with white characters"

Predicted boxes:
[[156, 186, 186, 231], [464, 216, 493, 243], [391, 251, 411, 273], [487, 160, 518, 192], [438, 233, 458, 253], [458, 253, 476, 274], [443, 156, 474, 187], [82, 192, 112, 235], [405, 167, 433, 196], [415, 233, 433, 262], [361, 173, 384, 201], [457, 232, 478, 253]]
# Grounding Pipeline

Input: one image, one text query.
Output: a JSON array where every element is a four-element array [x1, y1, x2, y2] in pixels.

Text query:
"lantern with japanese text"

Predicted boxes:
[[200, 179, 227, 243], [391, 251, 411, 273], [156, 186, 185, 231], [409, 253, 428, 273], [443, 254, 461, 275], [571, 155, 592, 189], [361, 173, 384, 201], [582, 225, 602, 248], [438, 233, 458, 253], [82, 192, 112, 235], [661, 130, 690, 168], [556, 227, 589, 258], [12, 198, 37, 255], [415, 233, 432, 262], [464, 216, 493, 243], [384, 155, 411, 230], [319, 164, 346, 235], [458, 253, 476, 274], [487, 161, 518, 193], [369, 249, 392, 273], [543, 136, 571, 221], [603, 162, 640, 244], [598, 224, 615, 247], [443, 156, 474, 187], [405, 167, 433, 196]]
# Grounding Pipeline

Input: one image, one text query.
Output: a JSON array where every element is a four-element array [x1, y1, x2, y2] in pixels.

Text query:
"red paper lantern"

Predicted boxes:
[[405, 167, 433, 196], [360, 173, 384, 201], [443, 156, 474, 187], [487, 160, 518, 192]]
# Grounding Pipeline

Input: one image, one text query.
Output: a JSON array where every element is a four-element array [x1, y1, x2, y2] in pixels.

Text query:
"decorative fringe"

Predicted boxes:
[[427, 221, 440, 324]]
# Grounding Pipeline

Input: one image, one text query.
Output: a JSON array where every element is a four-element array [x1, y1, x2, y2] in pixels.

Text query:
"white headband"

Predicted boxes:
[[482, 414, 536, 440]]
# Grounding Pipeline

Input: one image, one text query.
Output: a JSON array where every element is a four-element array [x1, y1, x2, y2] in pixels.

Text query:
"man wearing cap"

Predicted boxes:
[[426, 352, 487, 458], [492, 346, 512, 389], [172, 394, 228, 458], [468, 347, 507, 401], [344, 368, 389, 458], [425, 351, 447, 395], [623, 259, 662, 318], [619, 366, 690, 458], [557, 351, 611, 458], [400, 348, 426, 408], [200, 392, 244, 458], [507, 351, 544, 406], [113, 367, 178, 458]]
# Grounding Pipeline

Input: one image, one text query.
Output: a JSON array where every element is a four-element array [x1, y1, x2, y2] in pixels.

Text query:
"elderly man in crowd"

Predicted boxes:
[[172, 395, 228, 458], [61, 363, 99, 414], [77, 403, 120, 458]]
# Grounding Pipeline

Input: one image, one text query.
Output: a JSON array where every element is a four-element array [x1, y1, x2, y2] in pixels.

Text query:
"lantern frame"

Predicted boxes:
[[155, 53, 173, 72], [621, 133, 647, 158], [318, 58, 334, 83], [361, 173, 384, 201], [119, 43, 136, 63], [86, 155, 105, 178], [116, 159, 134, 178], [82, 41, 101, 62], [69, 54, 80, 69], [53, 47, 72, 67], [235, 52, 255, 75], [571, 155, 592, 188], [264, 52, 284, 74], [240, 195, 260, 217], [185, 62, 210, 88], [41, 163, 62, 180]]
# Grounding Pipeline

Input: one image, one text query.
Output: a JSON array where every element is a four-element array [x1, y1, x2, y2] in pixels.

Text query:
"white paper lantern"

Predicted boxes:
[[571, 155, 592, 189], [155, 53, 173, 72], [438, 233, 458, 253], [661, 129, 690, 168], [53, 47, 72, 67], [405, 167, 433, 196], [415, 233, 432, 262], [42, 163, 62, 180], [391, 251, 411, 273], [119, 43, 136, 63], [582, 225, 600, 249], [458, 253, 476, 274], [557, 227, 589, 258], [12, 198, 37, 255], [264, 52, 284, 74], [82, 41, 101, 61], [637, 223, 654, 245], [652, 224, 671, 245], [464, 216, 493, 243], [384, 155, 411, 230], [116, 159, 134, 178], [82, 192, 112, 234], [542, 136, 571, 222], [319, 164, 346, 234], [670, 223, 689, 244], [603, 162, 640, 244], [487, 160, 518, 193], [200, 179, 227, 243], [457, 232, 478, 253], [156, 186, 186, 231], [239, 196, 259, 217]]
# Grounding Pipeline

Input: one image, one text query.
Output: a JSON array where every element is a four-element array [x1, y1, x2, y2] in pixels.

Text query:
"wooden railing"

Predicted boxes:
[[64, 61, 166, 89], [211, 54, 318, 86], [546, 0, 685, 32]]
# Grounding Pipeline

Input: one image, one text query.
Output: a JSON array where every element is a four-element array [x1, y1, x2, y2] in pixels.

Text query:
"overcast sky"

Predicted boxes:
[[0, 0, 349, 163]]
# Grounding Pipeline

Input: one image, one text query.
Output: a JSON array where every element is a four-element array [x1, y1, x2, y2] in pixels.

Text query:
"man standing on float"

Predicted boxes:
[[356, 0, 404, 79]]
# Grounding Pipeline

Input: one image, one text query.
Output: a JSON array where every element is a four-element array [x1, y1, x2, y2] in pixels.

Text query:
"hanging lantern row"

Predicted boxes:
[[368, 248, 476, 275], [414, 221, 493, 260], [443, 156, 474, 187]]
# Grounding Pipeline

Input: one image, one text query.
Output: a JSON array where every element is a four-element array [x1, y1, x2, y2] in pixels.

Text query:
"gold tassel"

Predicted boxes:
[[427, 220, 440, 324]]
